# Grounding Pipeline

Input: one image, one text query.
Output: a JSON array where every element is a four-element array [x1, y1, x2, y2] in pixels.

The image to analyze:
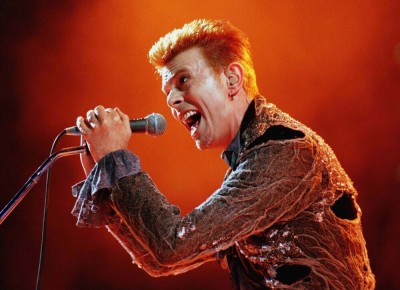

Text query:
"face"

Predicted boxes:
[[161, 47, 239, 150]]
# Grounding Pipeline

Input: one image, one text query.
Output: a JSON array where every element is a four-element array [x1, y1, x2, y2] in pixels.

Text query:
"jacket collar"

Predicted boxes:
[[222, 95, 271, 168]]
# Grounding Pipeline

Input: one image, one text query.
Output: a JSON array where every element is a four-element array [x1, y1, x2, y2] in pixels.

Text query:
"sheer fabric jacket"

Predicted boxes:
[[72, 95, 375, 289]]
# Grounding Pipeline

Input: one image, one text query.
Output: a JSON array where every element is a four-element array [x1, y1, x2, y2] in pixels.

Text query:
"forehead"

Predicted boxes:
[[161, 47, 208, 87]]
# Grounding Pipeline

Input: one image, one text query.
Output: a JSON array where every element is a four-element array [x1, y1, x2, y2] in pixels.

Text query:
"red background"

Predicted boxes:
[[0, 1, 399, 289]]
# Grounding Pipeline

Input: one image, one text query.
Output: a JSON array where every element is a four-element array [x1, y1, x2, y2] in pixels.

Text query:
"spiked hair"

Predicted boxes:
[[148, 19, 259, 98]]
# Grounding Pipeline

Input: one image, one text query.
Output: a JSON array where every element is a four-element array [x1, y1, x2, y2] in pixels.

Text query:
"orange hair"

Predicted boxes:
[[148, 19, 259, 98]]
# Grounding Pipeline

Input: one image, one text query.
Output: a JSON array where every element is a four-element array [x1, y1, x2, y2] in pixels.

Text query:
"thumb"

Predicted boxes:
[[80, 136, 96, 176]]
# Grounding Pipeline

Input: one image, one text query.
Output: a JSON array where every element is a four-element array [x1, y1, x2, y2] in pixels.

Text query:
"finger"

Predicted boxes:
[[86, 110, 99, 128], [80, 136, 91, 155], [94, 105, 106, 121], [80, 135, 85, 146], [115, 107, 129, 122], [106, 107, 121, 121], [76, 116, 92, 134]]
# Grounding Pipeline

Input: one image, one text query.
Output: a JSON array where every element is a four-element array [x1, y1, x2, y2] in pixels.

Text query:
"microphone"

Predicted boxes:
[[64, 113, 167, 136]]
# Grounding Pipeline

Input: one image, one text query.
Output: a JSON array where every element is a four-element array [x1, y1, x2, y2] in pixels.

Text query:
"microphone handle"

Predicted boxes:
[[129, 119, 147, 133], [65, 117, 153, 135]]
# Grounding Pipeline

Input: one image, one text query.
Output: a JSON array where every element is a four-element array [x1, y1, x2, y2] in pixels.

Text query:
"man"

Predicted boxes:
[[72, 19, 375, 289]]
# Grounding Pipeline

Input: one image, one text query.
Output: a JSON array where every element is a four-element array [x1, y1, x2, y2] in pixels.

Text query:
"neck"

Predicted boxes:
[[226, 91, 251, 146]]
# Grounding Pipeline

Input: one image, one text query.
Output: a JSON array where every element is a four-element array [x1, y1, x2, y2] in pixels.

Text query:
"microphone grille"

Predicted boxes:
[[146, 113, 166, 136]]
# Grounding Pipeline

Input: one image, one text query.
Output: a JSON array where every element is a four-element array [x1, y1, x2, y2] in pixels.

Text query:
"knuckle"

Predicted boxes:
[[95, 105, 104, 112]]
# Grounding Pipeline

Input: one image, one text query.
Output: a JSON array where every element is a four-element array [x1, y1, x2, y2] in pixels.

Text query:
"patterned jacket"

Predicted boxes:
[[72, 95, 375, 289]]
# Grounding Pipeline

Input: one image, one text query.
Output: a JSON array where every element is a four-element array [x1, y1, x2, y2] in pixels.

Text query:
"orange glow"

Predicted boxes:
[[0, 1, 399, 289]]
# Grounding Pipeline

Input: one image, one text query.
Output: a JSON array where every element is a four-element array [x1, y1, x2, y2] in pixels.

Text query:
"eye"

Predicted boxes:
[[179, 75, 189, 85]]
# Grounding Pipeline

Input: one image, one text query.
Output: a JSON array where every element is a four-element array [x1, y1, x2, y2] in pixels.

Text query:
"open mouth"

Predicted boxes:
[[182, 110, 201, 132]]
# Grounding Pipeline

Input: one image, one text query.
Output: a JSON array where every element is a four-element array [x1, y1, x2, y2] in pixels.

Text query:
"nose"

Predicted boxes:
[[167, 89, 184, 109]]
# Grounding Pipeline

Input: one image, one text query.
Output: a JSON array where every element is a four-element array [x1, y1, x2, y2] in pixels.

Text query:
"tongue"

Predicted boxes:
[[190, 118, 200, 134]]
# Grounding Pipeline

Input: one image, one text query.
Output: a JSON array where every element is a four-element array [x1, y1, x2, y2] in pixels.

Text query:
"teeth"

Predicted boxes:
[[182, 111, 198, 124]]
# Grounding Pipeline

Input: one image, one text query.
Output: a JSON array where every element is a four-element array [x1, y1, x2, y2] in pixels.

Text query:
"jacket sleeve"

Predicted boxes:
[[71, 149, 141, 227], [107, 136, 325, 276]]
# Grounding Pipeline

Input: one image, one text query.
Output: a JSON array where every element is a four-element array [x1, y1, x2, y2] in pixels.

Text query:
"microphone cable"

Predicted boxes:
[[35, 129, 67, 290]]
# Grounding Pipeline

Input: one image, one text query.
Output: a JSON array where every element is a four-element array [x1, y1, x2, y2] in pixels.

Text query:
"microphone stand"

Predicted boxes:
[[0, 145, 86, 225]]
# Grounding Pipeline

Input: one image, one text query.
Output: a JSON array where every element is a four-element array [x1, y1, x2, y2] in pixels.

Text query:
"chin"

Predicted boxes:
[[195, 138, 213, 150], [195, 140, 207, 150], [195, 136, 224, 151]]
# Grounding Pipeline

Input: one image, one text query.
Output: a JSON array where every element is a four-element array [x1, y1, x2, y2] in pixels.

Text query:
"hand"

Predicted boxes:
[[76, 106, 131, 162]]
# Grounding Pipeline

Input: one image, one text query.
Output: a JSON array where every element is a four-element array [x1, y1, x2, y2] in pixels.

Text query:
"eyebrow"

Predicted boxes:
[[162, 68, 188, 93]]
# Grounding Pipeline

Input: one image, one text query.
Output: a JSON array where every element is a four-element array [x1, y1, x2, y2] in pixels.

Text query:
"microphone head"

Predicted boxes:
[[145, 113, 166, 136]]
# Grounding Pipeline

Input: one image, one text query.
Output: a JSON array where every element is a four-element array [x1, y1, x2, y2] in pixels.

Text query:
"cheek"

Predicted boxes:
[[198, 83, 227, 107], [204, 76, 224, 92]]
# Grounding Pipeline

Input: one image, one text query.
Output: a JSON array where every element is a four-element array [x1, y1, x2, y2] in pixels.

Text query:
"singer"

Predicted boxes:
[[71, 19, 375, 289]]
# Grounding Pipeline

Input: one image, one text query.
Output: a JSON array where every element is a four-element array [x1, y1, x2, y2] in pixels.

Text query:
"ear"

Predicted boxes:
[[224, 62, 244, 96]]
